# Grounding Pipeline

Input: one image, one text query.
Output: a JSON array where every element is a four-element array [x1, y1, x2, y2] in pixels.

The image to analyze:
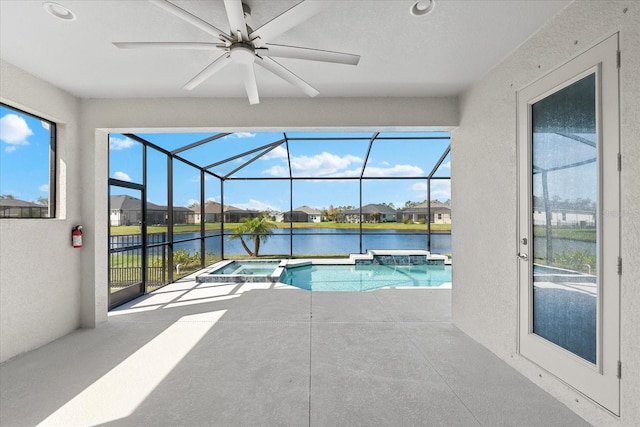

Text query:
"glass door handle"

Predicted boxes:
[[517, 253, 528, 261]]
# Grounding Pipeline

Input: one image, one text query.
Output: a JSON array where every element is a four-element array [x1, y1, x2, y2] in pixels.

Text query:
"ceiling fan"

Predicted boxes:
[[113, 0, 360, 105]]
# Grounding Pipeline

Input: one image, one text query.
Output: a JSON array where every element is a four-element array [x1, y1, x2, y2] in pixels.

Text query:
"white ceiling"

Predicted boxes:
[[0, 0, 570, 101]]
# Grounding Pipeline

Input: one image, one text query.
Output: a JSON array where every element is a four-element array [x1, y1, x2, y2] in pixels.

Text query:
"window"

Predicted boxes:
[[0, 104, 56, 218]]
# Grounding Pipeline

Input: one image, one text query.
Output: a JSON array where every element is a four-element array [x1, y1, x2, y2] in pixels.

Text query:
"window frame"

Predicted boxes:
[[0, 103, 56, 219]]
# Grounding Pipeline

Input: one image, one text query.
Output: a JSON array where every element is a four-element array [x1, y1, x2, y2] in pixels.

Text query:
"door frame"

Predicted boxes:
[[516, 34, 620, 414]]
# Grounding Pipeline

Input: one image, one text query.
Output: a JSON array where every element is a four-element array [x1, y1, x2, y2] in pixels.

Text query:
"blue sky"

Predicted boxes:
[[109, 131, 452, 212]]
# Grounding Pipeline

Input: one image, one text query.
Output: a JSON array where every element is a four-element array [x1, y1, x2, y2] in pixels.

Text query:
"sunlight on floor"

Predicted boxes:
[[38, 310, 226, 426]]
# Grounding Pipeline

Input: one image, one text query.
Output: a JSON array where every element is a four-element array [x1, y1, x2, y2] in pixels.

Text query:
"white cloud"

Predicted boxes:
[[262, 149, 425, 179], [233, 198, 280, 212], [113, 171, 131, 181], [206, 197, 218, 202], [0, 114, 33, 146], [187, 198, 200, 207], [364, 164, 424, 177], [261, 145, 288, 160], [109, 136, 135, 150], [223, 132, 256, 139], [411, 181, 451, 201], [41, 121, 50, 131], [439, 161, 451, 170], [39, 184, 49, 192], [235, 132, 256, 138], [431, 181, 451, 200], [5, 145, 17, 153], [289, 152, 362, 176], [263, 165, 289, 177]]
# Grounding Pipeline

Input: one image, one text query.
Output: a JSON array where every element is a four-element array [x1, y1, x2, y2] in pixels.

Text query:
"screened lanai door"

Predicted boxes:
[[109, 182, 146, 308], [517, 34, 620, 414]]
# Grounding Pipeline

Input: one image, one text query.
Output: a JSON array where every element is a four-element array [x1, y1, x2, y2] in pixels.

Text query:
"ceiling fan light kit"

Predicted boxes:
[[114, 0, 361, 105], [229, 43, 256, 64]]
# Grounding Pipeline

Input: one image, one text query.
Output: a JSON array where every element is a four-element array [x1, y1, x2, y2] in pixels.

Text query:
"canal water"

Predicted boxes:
[[111, 228, 453, 256]]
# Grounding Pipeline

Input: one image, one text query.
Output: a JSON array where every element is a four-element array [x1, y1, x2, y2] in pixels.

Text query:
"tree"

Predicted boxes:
[[37, 197, 49, 206], [228, 214, 276, 257], [403, 200, 418, 209]]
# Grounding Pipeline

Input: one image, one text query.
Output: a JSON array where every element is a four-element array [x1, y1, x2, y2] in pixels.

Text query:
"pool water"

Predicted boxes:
[[281, 264, 451, 291]]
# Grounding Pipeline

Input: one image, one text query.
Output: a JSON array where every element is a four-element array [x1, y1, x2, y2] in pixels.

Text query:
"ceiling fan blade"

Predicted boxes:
[[183, 54, 232, 90], [241, 64, 260, 105], [113, 42, 226, 50], [149, 0, 231, 42], [256, 56, 319, 98], [264, 44, 360, 65], [250, 1, 328, 43], [223, 0, 249, 42]]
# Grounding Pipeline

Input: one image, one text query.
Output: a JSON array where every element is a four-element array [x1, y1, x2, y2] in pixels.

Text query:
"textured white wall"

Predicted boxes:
[[0, 60, 82, 361], [451, 1, 640, 425]]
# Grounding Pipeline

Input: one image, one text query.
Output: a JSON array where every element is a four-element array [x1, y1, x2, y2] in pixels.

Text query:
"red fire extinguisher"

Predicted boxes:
[[72, 225, 83, 248]]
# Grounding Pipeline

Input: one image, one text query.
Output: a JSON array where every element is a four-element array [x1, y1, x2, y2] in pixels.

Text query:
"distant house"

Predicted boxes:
[[398, 201, 451, 224], [0, 198, 49, 218], [195, 201, 260, 223], [110, 195, 196, 226], [173, 206, 197, 224], [284, 206, 322, 222], [533, 209, 595, 227], [336, 204, 397, 223], [111, 195, 157, 226]]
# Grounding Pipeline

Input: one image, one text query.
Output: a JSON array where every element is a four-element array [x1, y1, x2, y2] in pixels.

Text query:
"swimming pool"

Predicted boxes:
[[280, 263, 451, 291], [196, 250, 452, 290]]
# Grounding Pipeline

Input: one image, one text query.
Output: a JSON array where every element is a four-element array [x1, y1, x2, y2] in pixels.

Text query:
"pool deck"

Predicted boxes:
[[0, 271, 588, 426]]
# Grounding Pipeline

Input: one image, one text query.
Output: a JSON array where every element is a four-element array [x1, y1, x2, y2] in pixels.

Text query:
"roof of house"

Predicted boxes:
[[288, 205, 321, 215], [110, 195, 165, 211], [197, 201, 260, 214], [340, 204, 397, 215], [199, 201, 241, 214], [110, 195, 193, 212], [0, 198, 45, 208], [400, 202, 451, 213]]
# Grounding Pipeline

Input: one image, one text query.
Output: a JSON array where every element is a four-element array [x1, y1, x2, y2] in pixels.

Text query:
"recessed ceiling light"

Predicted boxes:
[[43, 2, 76, 21], [410, 0, 435, 17]]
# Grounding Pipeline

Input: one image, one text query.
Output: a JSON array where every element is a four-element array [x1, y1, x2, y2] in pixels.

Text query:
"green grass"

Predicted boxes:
[[110, 221, 451, 235], [533, 226, 596, 242]]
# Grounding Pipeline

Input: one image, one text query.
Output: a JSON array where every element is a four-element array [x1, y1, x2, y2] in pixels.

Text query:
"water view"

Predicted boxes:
[[110, 228, 453, 257]]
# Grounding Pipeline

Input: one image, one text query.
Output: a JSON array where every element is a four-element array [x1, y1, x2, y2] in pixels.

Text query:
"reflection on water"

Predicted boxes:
[[110, 229, 452, 257]]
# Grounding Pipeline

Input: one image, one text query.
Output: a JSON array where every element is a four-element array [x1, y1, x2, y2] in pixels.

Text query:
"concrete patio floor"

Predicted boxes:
[[1, 277, 590, 426]]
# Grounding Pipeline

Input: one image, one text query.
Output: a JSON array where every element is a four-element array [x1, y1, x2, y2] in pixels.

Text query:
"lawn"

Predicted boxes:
[[533, 226, 596, 242]]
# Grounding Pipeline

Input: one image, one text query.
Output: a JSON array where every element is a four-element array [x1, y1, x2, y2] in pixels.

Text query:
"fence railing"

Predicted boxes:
[[109, 232, 222, 293]]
